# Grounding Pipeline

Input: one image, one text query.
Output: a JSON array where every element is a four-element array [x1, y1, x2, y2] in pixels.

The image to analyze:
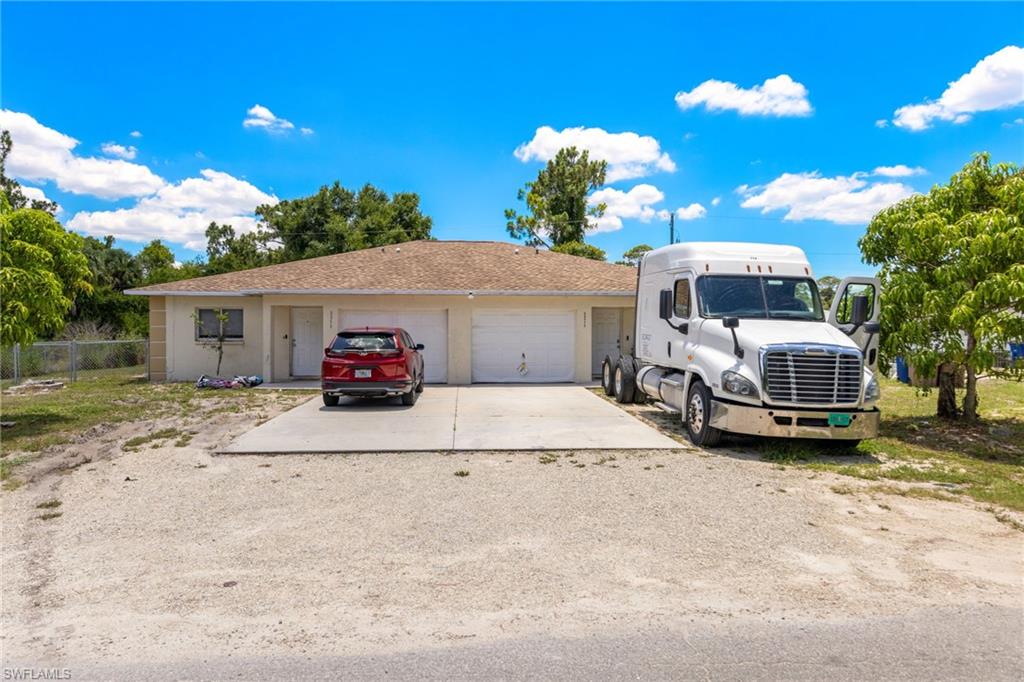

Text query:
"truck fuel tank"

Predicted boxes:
[[637, 365, 688, 412]]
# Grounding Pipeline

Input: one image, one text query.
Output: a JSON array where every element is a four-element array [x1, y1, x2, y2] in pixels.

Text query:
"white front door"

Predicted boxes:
[[339, 310, 448, 383], [472, 310, 575, 383], [291, 307, 323, 377], [591, 308, 622, 376]]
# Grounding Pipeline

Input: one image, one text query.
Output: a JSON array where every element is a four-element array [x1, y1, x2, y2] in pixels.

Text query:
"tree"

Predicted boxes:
[[619, 244, 653, 267], [860, 153, 1024, 421], [0, 130, 58, 215], [205, 222, 274, 274], [550, 241, 606, 261], [0, 199, 92, 345], [255, 181, 432, 262], [192, 308, 230, 376], [69, 236, 148, 336], [816, 275, 841, 308], [505, 147, 607, 247]]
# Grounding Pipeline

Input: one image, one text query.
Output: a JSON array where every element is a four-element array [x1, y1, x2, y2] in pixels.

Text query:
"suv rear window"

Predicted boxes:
[[331, 332, 396, 352]]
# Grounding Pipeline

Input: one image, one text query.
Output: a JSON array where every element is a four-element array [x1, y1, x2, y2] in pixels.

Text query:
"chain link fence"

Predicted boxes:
[[0, 339, 149, 386]]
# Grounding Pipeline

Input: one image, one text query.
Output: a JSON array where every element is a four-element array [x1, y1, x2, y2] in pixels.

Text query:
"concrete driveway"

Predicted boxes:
[[220, 386, 681, 453]]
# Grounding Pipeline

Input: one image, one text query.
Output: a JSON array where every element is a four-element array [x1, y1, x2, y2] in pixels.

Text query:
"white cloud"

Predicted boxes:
[[737, 171, 916, 224], [243, 104, 295, 133], [101, 142, 138, 160], [588, 184, 666, 233], [300, 127, 314, 136], [68, 169, 278, 250], [20, 186, 62, 214], [675, 74, 812, 117], [675, 203, 707, 220], [875, 119, 889, 129], [711, 196, 721, 207], [873, 164, 926, 177], [1003, 117, 1024, 128], [514, 126, 676, 183], [0, 110, 165, 199], [129, 130, 143, 138], [890, 46, 1024, 131]]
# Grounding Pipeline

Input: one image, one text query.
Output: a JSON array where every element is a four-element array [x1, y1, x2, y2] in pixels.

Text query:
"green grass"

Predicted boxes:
[[1, 375, 306, 488], [758, 378, 1024, 512]]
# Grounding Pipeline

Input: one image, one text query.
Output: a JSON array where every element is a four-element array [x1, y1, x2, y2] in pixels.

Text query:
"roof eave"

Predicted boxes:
[[124, 288, 635, 298]]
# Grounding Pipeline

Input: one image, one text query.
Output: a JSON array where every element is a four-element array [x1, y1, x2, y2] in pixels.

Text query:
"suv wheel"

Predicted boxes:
[[685, 380, 722, 447], [401, 385, 419, 406], [322, 393, 340, 407]]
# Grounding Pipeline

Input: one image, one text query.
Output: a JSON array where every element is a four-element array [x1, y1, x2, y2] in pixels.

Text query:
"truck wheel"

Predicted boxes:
[[322, 393, 340, 407], [685, 381, 723, 447], [614, 359, 636, 404], [601, 356, 615, 396]]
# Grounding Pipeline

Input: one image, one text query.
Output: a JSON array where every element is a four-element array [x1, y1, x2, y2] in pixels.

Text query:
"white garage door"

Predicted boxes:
[[338, 310, 448, 383], [472, 310, 575, 383]]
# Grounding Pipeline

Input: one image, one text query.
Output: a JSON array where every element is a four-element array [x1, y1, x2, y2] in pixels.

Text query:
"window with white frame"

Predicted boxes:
[[195, 308, 244, 340]]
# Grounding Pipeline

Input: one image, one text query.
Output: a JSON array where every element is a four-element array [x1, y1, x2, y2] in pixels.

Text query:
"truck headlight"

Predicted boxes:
[[864, 375, 880, 403], [722, 370, 759, 399]]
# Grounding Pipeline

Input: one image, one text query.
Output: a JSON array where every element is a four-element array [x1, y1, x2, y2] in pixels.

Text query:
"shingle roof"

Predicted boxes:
[[126, 240, 638, 296]]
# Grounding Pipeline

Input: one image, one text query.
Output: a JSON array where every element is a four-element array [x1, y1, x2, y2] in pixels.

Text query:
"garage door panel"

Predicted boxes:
[[339, 310, 447, 383], [472, 310, 574, 383]]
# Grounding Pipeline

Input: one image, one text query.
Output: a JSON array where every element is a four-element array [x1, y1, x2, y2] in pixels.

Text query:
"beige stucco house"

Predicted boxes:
[[127, 240, 638, 384]]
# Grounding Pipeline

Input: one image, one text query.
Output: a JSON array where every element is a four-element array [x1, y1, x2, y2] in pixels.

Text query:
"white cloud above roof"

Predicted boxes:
[[101, 142, 137, 160], [890, 46, 1024, 131], [872, 164, 926, 177], [588, 184, 666, 232], [0, 109, 165, 199], [514, 126, 676, 183], [675, 74, 812, 117], [68, 169, 278, 250], [243, 104, 296, 133], [737, 170, 916, 224], [20, 185, 62, 214], [675, 203, 707, 220]]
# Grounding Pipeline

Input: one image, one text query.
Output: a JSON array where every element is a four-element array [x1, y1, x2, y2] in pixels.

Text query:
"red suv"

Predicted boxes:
[[321, 327, 425, 406]]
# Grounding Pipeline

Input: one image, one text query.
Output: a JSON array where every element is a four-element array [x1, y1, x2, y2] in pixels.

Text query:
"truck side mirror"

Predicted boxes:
[[863, 322, 880, 335], [722, 317, 743, 358], [658, 289, 673, 320], [851, 294, 869, 327]]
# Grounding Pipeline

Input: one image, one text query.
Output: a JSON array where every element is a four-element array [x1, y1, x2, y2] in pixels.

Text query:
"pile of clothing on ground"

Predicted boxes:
[[195, 374, 264, 389]]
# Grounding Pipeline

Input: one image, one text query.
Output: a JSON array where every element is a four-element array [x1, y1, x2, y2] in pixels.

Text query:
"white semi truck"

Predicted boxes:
[[601, 242, 882, 446]]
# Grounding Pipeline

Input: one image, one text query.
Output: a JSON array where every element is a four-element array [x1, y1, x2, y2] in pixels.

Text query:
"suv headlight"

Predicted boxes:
[[722, 370, 759, 399], [864, 375, 880, 403]]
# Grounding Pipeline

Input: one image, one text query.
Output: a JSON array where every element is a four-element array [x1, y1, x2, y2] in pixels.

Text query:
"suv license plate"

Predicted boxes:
[[354, 369, 372, 379], [828, 413, 852, 427]]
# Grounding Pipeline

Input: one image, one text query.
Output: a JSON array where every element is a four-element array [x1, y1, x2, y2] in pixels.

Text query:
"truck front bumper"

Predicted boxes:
[[708, 401, 879, 440]]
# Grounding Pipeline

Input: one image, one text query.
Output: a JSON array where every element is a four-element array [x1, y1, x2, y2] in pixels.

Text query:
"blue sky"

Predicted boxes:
[[2, 2, 1022, 277]]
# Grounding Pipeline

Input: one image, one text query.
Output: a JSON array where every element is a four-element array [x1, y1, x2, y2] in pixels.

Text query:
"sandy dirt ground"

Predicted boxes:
[[2, 393, 1022, 669]]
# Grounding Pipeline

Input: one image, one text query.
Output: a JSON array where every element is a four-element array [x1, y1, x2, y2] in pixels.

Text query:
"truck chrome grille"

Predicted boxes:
[[762, 346, 862, 405]]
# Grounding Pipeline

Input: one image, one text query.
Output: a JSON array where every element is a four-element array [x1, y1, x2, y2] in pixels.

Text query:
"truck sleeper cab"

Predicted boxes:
[[602, 242, 881, 447]]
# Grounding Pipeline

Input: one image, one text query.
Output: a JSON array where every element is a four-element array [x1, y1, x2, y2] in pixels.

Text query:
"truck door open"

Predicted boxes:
[[827, 276, 881, 372]]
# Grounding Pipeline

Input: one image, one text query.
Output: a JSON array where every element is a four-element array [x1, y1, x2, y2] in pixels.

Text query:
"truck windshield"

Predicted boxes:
[[697, 276, 824, 321]]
